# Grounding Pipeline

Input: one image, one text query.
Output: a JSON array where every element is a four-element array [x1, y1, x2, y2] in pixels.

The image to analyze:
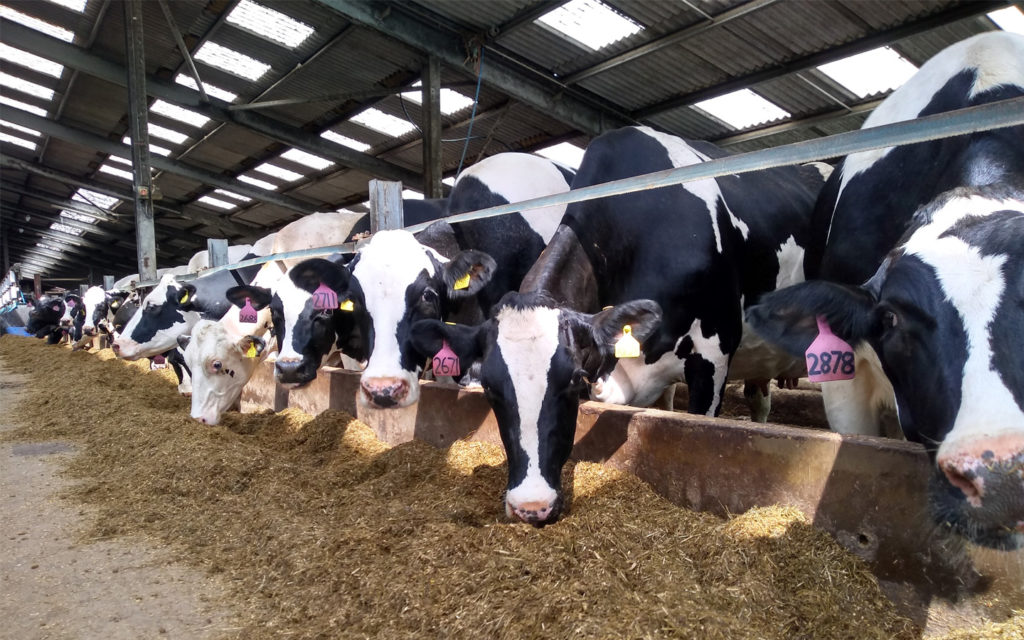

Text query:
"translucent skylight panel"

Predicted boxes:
[[147, 123, 189, 145], [214, 189, 252, 203], [150, 100, 210, 128], [402, 189, 423, 200], [401, 81, 475, 116], [108, 154, 131, 166], [226, 0, 314, 49], [174, 74, 238, 103], [195, 42, 271, 81], [121, 135, 172, 156], [0, 6, 75, 42], [0, 72, 55, 100], [0, 131, 37, 150], [280, 148, 333, 171], [0, 95, 48, 117], [351, 108, 416, 137], [50, 222, 83, 236], [535, 142, 586, 169], [1, 120, 41, 137], [988, 7, 1024, 34], [238, 174, 279, 191], [254, 162, 303, 182], [816, 47, 918, 99], [43, 0, 88, 12], [0, 43, 64, 78], [320, 130, 371, 152], [197, 196, 236, 210], [535, 0, 643, 51], [98, 163, 133, 180], [693, 89, 790, 129], [73, 189, 119, 210], [442, 176, 456, 187], [61, 209, 96, 223]]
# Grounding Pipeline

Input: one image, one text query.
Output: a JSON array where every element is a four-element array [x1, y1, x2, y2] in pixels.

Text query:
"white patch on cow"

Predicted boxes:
[[821, 343, 896, 436], [774, 235, 805, 290], [592, 340, 684, 408], [836, 33, 1024, 208], [637, 126, 749, 252], [684, 318, 729, 416], [114, 273, 200, 360], [184, 319, 265, 425], [804, 161, 834, 181], [274, 276, 315, 363], [81, 285, 106, 331], [353, 230, 444, 404], [454, 153, 571, 243], [496, 305, 561, 510], [904, 193, 1024, 453]]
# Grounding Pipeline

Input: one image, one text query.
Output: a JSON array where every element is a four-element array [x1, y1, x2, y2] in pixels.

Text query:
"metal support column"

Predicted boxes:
[[207, 238, 229, 268], [369, 180, 404, 233], [422, 56, 443, 199], [124, 0, 158, 284]]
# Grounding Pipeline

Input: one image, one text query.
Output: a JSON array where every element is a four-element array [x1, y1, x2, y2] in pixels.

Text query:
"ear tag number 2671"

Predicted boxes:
[[805, 316, 855, 382], [433, 340, 460, 377], [312, 283, 338, 311]]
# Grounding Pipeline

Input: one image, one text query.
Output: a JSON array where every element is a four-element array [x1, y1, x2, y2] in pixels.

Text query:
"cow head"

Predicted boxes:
[[113, 274, 200, 360], [411, 292, 661, 526], [178, 320, 266, 425], [747, 187, 1024, 549], [60, 293, 82, 328], [79, 285, 119, 336], [278, 231, 495, 405]]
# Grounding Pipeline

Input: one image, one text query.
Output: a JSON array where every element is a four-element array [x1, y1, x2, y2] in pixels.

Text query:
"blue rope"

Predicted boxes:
[[456, 47, 484, 177]]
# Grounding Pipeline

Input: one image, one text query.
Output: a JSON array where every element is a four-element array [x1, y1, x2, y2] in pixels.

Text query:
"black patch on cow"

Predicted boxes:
[[128, 285, 188, 343]]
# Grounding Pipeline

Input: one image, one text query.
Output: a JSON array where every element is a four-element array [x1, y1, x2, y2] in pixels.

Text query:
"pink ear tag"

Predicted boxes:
[[311, 283, 338, 311], [238, 297, 258, 324], [67, 299, 75, 308], [805, 316, 855, 382], [52, 304, 60, 312], [432, 340, 460, 377]]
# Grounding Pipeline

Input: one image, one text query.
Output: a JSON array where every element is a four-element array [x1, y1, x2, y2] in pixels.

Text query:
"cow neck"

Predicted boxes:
[[519, 224, 598, 312]]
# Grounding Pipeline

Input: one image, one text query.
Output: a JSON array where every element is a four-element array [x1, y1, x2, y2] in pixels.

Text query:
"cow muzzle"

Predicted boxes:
[[360, 376, 410, 408], [505, 495, 564, 527], [275, 357, 313, 386]]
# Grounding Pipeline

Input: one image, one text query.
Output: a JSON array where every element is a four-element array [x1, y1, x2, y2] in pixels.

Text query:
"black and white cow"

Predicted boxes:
[[411, 126, 825, 524], [249, 152, 575, 402], [747, 32, 1024, 549], [60, 292, 84, 341], [27, 295, 67, 344]]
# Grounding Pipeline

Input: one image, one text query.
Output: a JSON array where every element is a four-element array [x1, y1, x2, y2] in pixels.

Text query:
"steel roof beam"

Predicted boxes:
[[632, 0, 1009, 120], [0, 107, 314, 222], [0, 19, 424, 189], [313, 0, 632, 136]]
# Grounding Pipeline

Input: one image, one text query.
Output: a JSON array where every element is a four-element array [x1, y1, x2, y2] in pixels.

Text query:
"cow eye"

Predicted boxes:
[[422, 289, 438, 304], [212, 360, 223, 371], [883, 310, 899, 329]]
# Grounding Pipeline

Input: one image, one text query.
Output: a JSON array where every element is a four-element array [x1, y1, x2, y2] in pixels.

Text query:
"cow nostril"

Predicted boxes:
[[111, 343, 120, 353], [941, 461, 983, 504]]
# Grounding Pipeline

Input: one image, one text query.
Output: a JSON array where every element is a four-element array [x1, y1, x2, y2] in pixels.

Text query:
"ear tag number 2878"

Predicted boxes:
[[805, 316, 855, 382], [238, 297, 258, 324], [312, 283, 338, 311]]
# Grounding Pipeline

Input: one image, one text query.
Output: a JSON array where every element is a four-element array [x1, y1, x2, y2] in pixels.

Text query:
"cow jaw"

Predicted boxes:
[[495, 305, 564, 525]]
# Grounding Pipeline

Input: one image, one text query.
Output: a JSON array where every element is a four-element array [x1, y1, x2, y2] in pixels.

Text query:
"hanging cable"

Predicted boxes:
[[456, 47, 484, 178]]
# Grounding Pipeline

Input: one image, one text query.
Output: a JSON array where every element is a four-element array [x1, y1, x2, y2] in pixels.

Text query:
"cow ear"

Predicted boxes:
[[177, 334, 191, 350], [442, 250, 496, 300], [410, 319, 488, 371], [589, 300, 663, 357], [225, 285, 272, 311], [289, 258, 351, 295], [745, 280, 876, 358], [236, 335, 266, 358]]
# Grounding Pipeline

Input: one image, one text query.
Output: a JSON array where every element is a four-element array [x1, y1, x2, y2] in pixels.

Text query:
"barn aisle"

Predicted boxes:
[[0, 365, 237, 639]]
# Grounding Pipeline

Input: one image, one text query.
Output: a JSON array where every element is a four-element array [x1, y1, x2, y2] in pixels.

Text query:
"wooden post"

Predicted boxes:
[[33, 273, 42, 300], [103, 275, 115, 291], [79, 284, 89, 297], [369, 180, 404, 233], [207, 238, 229, 268], [422, 56, 443, 199]]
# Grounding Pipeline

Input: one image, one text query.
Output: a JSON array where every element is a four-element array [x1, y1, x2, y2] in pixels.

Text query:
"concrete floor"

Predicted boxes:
[[0, 368, 238, 640]]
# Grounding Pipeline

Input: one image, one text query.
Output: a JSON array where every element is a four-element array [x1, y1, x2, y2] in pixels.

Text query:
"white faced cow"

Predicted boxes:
[[240, 152, 574, 404], [408, 127, 824, 525], [176, 319, 267, 425], [747, 32, 1024, 549]]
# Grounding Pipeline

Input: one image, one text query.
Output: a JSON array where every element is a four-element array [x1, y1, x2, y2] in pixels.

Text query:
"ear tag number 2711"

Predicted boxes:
[[805, 316, 855, 382], [312, 283, 338, 311]]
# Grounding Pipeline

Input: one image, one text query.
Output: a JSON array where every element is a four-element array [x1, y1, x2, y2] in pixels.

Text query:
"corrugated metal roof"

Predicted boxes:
[[0, 0, 1014, 277]]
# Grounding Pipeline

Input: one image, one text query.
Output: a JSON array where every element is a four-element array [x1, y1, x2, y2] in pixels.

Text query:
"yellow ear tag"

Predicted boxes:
[[338, 299, 354, 312], [614, 325, 641, 358], [453, 273, 471, 290], [245, 344, 258, 358], [179, 291, 189, 305]]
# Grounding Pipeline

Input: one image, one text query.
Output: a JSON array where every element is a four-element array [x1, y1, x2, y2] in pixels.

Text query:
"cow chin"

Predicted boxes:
[[358, 372, 420, 410], [929, 470, 1024, 551], [505, 480, 564, 527]]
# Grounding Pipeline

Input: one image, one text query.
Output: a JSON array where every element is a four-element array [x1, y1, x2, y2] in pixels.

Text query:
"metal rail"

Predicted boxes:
[[138, 95, 1024, 287]]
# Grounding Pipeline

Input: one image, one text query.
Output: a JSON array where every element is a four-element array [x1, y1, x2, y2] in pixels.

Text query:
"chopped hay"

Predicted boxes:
[[0, 337, 1013, 639]]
